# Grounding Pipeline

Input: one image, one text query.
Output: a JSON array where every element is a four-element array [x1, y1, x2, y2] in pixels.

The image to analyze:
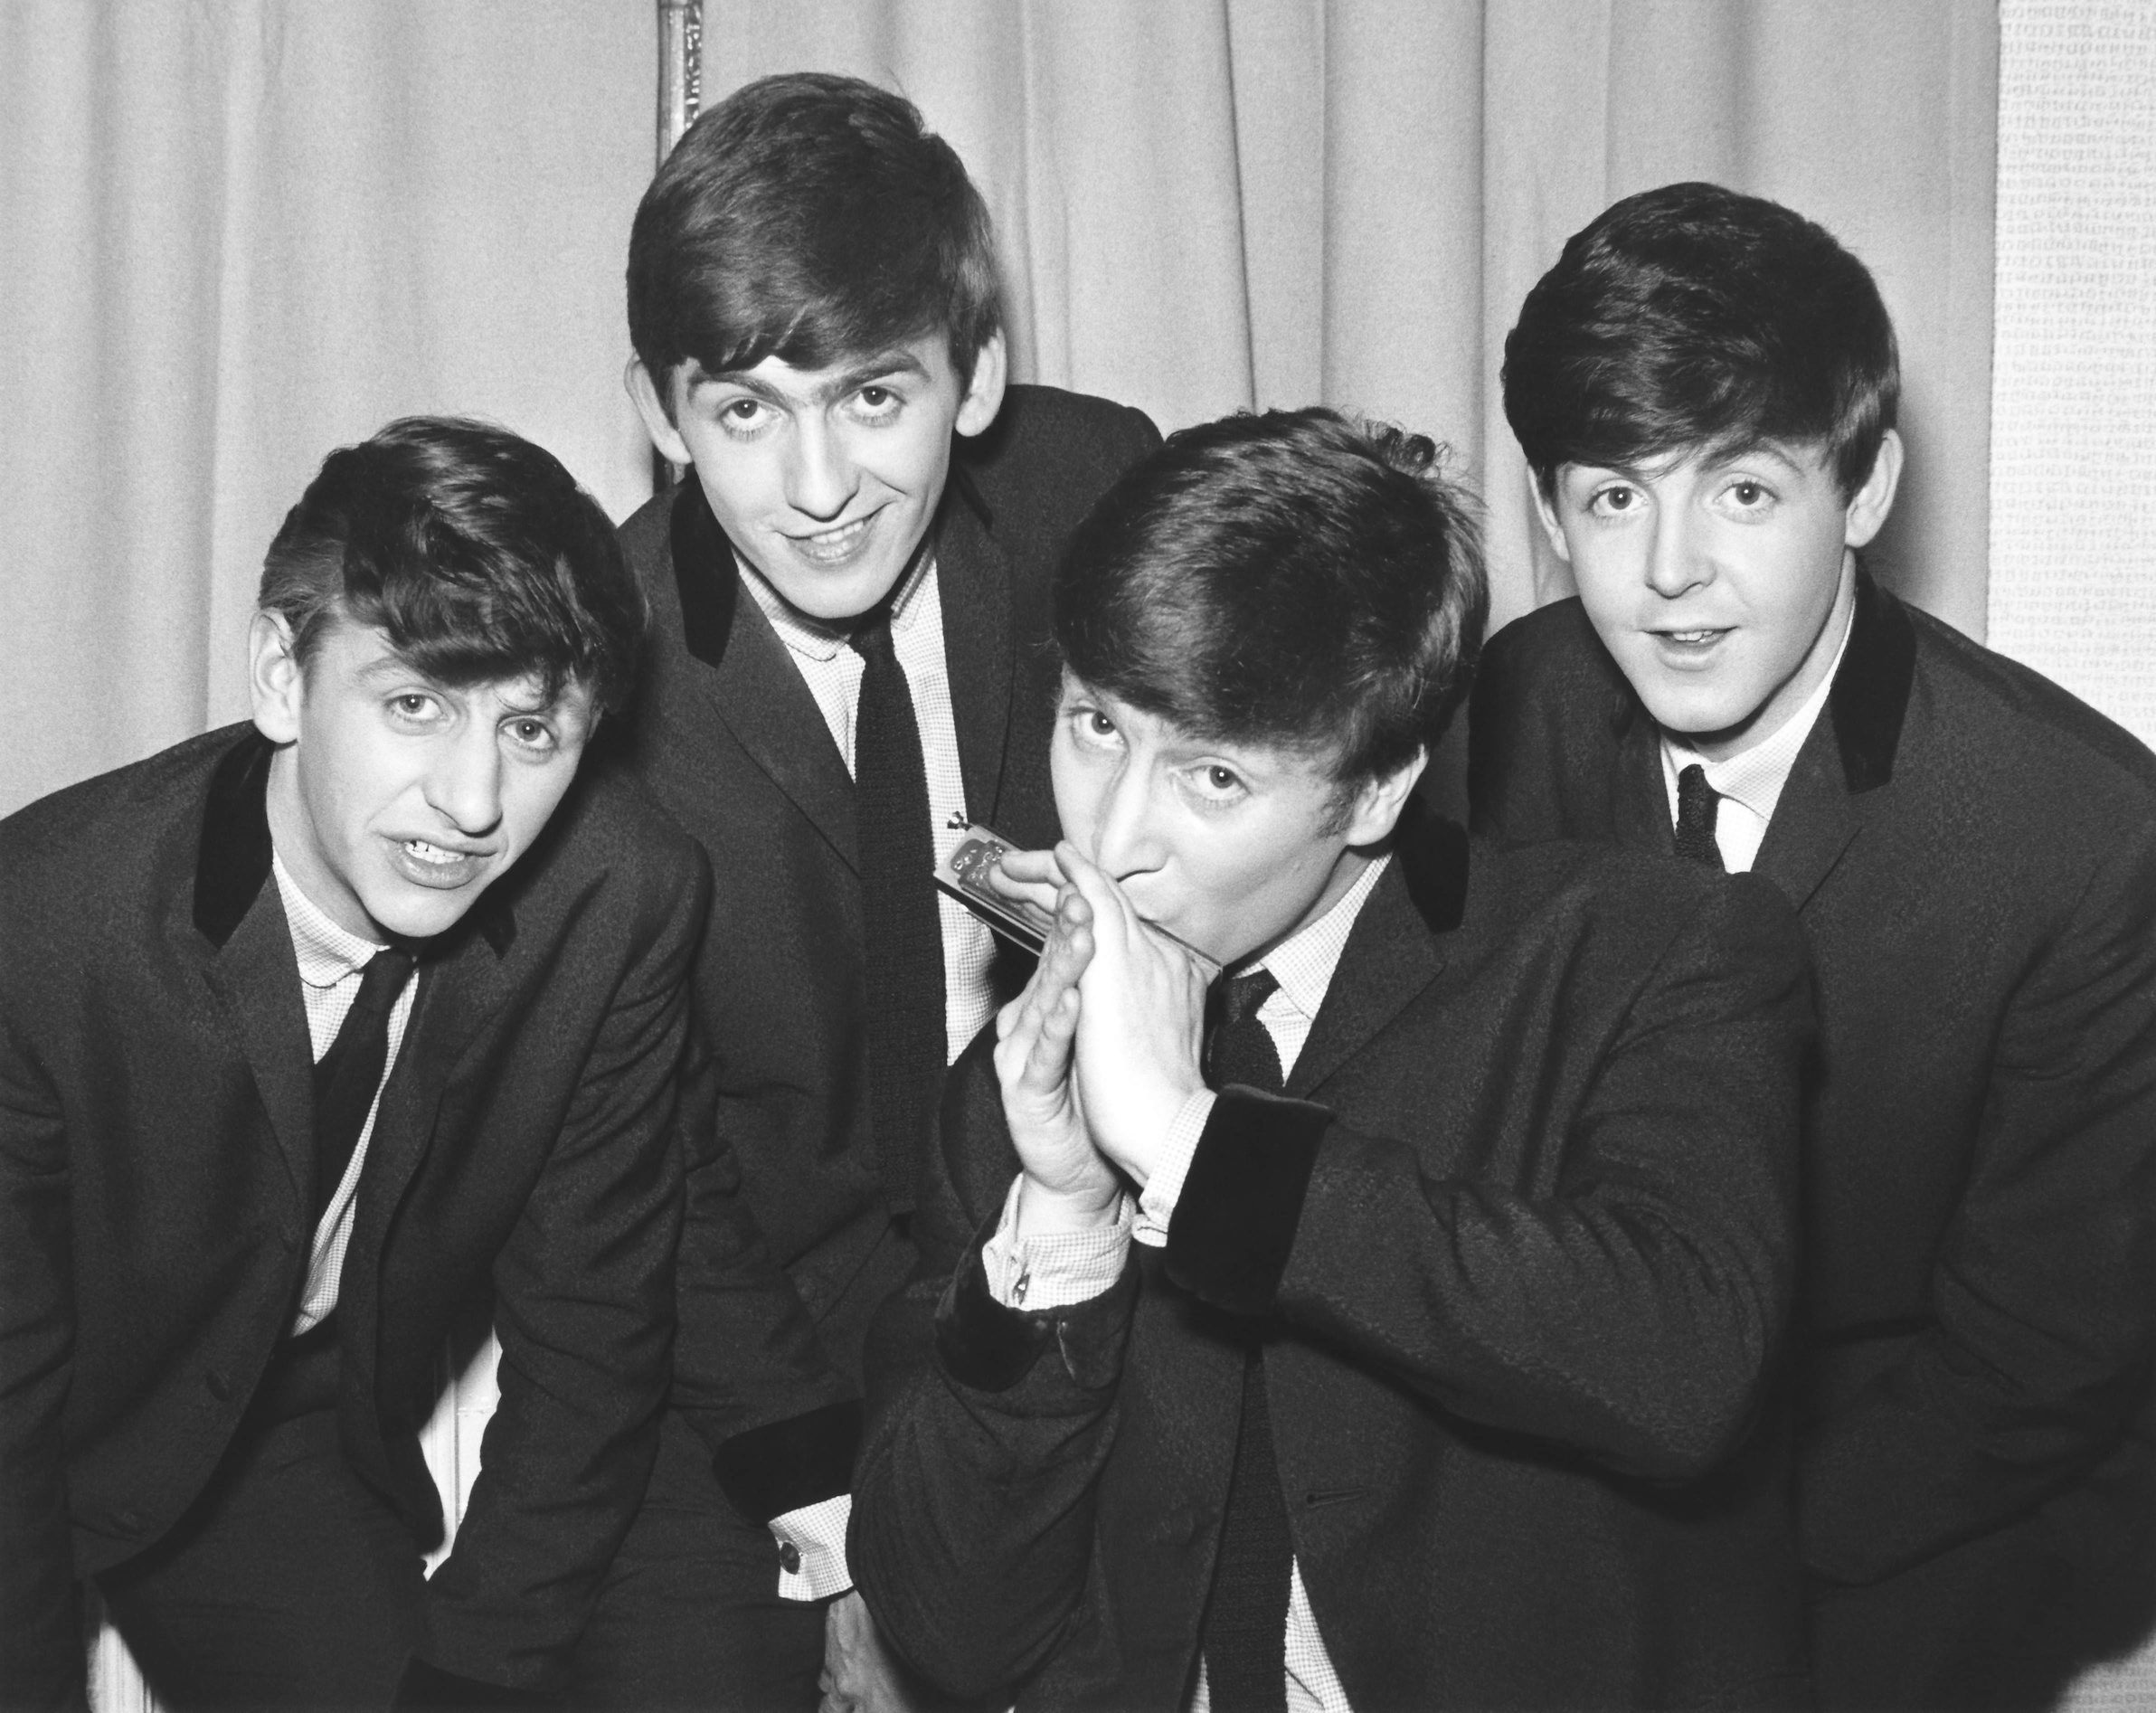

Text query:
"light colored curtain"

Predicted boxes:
[[706, 0, 2000, 645], [0, 1, 657, 818], [2, 1, 1996, 819]]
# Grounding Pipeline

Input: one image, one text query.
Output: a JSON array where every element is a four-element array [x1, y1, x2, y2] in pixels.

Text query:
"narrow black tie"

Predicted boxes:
[[1199, 968, 1291, 1713], [1674, 762, 1725, 870], [312, 947, 414, 1225], [849, 608, 945, 1215]]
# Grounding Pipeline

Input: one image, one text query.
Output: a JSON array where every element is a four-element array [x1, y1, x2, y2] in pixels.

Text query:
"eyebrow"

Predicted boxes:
[[695, 349, 931, 411]]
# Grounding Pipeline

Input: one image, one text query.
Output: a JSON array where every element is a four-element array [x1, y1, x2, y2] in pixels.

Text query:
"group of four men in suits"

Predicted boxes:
[[3, 68, 2151, 1713]]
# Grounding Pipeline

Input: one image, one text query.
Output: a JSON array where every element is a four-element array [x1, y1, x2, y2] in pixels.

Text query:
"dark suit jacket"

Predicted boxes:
[[605, 385, 1158, 1509], [1468, 580, 2156, 1638], [852, 811, 1816, 1710], [0, 724, 809, 1702]]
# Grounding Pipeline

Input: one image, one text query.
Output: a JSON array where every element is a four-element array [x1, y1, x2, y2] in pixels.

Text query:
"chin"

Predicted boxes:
[[362, 886, 484, 943], [1639, 682, 1753, 743]]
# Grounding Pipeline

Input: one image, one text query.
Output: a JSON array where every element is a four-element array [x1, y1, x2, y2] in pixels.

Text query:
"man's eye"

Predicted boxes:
[[1201, 765, 1242, 794], [1089, 712, 1116, 736], [1730, 480, 1768, 506], [1595, 486, 1638, 514], [507, 718, 555, 750], [391, 694, 437, 719]]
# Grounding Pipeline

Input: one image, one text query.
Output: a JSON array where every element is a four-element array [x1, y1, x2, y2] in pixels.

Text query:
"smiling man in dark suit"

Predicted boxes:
[[585, 71, 1158, 1711], [0, 416, 840, 1709], [1470, 183, 2156, 1710], [850, 408, 1816, 1710]]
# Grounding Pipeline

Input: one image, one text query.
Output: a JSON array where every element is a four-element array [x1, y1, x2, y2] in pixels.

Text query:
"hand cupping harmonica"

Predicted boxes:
[[934, 818, 1221, 978]]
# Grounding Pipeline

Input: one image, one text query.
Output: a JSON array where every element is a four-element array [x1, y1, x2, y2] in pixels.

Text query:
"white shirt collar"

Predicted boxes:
[[736, 545, 937, 664], [1249, 850, 1391, 1021], [272, 849, 388, 988]]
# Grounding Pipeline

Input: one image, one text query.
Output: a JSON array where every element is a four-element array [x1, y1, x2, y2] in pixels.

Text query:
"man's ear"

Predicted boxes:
[[954, 329, 1008, 440], [1527, 465, 1573, 564], [1843, 428, 1904, 550], [627, 357, 695, 468], [250, 610, 306, 744], [1341, 746, 1429, 848]]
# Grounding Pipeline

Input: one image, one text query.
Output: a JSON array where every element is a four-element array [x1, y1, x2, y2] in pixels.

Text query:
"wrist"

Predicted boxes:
[[1016, 1172, 1122, 1235]]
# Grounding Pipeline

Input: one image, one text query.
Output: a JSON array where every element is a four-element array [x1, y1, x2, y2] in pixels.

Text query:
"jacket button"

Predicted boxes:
[[205, 1369, 233, 1401], [778, 1541, 802, 1575], [117, 1508, 144, 1534]]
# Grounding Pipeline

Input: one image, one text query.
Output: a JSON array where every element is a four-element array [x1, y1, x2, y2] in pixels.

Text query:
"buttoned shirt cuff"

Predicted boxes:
[[981, 1173, 1134, 1309], [1134, 1089, 1217, 1248], [771, 1492, 853, 1602]]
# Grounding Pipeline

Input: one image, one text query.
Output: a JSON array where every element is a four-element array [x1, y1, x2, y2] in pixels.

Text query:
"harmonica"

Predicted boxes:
[[935, 819, 1054, 954], [934, 817, 1221, 979]]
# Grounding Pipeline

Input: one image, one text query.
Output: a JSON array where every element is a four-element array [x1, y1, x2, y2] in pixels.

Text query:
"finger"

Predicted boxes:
[[991, 846, 1064, 886], [1055, 844, 1137, 951], [1030, 982, 1081, 1074]]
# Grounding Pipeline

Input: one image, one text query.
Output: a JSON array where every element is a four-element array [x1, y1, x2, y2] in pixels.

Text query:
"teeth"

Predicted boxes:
[[1669, 630, 1718, 644], [798, 517, 869, 557], [405, 839, 463, 866]]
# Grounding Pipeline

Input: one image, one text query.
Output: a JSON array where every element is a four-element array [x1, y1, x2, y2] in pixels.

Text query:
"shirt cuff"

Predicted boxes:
[[981, 1173, 1134, 1309], [1135, 1089, 1216, 1247], [771, 1492, 852, 1602]]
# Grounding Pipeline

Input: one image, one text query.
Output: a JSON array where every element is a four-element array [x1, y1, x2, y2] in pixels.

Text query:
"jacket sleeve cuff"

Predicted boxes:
[[711, 1398, 864, 1528], [934, 1210, 1139, 1395], [934, 1237, 1063, 1392], [1164, 1084, 1329, 1316]]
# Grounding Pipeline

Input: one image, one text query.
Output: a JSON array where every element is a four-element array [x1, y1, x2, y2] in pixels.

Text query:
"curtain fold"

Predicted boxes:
[[2, 1, 657, 815], [1, 0, 1995, 813]]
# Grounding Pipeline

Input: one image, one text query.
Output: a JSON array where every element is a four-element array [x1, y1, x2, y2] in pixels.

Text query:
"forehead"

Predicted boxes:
[[308, 618, 584, 715], [1061, 674, 1341, 781], [1565, 437, 1832, 485], [679, 335, 952, 403]]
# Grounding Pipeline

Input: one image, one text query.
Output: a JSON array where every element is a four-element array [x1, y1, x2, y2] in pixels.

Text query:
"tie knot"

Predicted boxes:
[[1215, 967, 1280, 1029], [355, 946, 415, 1009], [1674, 763, 1724, 869], [846, 608, 899, 669]]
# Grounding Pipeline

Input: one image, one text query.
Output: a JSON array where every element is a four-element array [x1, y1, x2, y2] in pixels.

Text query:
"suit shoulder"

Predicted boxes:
[[1, 726, 240, 892], [1479, 597, 1619, 694], [617, 486, 672, 578], [544, 768, 706, 892], [960, 384, 1159, 516]]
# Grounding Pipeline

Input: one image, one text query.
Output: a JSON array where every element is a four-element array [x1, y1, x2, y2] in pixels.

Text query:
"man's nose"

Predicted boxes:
[[783, 418, 858, 522], [426, 726, 505, 838], [1087, 763, 1163, 882], [1645, 507, 1711, 600]]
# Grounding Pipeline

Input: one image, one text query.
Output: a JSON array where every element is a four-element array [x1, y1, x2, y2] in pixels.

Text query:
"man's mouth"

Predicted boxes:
[[789, 514, 876, 563], [1653, 627, 1731, 648], [389, 837, 491, 889]]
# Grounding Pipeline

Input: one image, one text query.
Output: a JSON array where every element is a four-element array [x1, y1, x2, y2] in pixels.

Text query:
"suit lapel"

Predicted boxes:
[[338, 898, 518, 1395], [1288, 809, 1465, 1099], [669, 479, 859, 870], [1751, 573, 1915, 911], [937, 493, 1017, 825], [192, 733, 312, 1223]]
